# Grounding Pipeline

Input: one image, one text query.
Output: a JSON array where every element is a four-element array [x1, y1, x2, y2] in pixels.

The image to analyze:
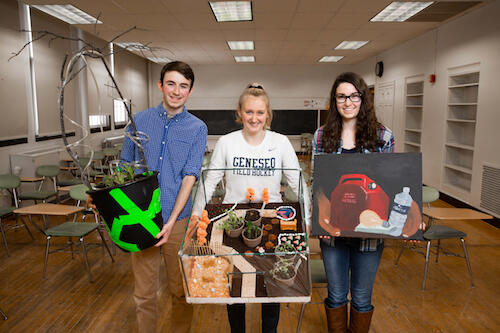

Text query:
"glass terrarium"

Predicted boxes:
[[179, 167, 311, 304]]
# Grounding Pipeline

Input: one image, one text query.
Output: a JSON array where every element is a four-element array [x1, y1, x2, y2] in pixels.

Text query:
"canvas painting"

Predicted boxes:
[[312, 153, 423, 240]]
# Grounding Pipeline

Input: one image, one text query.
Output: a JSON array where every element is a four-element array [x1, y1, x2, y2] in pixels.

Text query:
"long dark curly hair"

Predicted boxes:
[[321, 72, 384, 153]]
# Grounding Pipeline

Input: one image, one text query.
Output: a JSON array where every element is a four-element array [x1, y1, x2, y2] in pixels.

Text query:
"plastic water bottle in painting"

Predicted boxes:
[[387, 187, 412, 236]]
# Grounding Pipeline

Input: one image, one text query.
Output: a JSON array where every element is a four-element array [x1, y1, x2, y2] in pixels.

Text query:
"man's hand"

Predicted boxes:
[[87, 195, 97, 211], [155, 221, 175, 247]]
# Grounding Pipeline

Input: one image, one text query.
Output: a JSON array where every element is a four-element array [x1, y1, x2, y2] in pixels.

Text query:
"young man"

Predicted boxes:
[[121, 61, 207, 333]]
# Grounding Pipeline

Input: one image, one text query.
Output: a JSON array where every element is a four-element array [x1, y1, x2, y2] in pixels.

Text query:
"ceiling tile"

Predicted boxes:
[[254, 12, 295, 29], [22, 0, 486, 65], [296, 0, 344, 13], [253, 0, 299, 13], [289, 12, 335, 29]]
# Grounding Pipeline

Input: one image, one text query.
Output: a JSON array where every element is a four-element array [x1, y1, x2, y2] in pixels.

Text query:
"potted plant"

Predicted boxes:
[[242, 221, 263, 248], [87, 163, 163, 253], [245, 209, 262, 227], [274, 243, 298, 260], [218, 209, 245, 238], [270, 257, 298, 286]]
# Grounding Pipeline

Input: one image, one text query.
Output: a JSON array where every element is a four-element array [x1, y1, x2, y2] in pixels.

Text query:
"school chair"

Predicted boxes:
[[42, 184, 114, 282], [0, 174, 34, 256]]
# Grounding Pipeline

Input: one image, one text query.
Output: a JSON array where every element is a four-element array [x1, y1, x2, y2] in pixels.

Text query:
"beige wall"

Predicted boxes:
[[353, 0, 500, 214], [0, 2, 150, 174], [31, 8, 77, 136], [115, 48, 149, 115], [0, 0, 29, 140]]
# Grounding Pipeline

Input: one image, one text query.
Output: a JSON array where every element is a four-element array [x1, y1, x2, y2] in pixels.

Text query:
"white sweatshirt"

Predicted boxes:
[[192, 130, 311, 226]]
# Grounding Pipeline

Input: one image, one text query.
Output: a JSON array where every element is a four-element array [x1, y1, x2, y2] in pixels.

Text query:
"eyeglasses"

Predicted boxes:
[[336, 92, 362, 103], [248, 83, 264, 90]]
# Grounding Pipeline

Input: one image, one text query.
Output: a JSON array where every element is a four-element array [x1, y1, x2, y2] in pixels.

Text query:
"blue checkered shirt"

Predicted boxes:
[[312, 124, 395, 251], [121, 104, 207, 223]]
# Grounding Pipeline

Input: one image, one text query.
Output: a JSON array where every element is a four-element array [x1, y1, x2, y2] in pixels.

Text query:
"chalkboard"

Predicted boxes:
[[189, 109, 317, 135], [271, 110, 317, 135], [189, 110, 240, 135]]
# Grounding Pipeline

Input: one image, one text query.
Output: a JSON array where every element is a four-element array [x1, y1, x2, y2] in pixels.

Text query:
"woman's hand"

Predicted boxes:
[[319, 218, 340, 239]]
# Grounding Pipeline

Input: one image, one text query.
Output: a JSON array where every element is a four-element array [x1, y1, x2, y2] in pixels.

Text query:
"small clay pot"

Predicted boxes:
[[225, 222, 244, 238], [245, 209, 262, 227], [242, 227, 263, 248]]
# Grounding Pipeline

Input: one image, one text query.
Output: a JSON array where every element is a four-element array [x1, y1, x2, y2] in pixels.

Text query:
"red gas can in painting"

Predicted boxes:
[[329, 174, 389, 231]]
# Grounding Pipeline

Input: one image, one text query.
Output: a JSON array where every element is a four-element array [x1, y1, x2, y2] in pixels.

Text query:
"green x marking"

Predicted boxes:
[[107, 187, 162, 252]]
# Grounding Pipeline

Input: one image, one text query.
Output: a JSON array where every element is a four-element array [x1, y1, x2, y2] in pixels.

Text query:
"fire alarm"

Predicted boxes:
[[429, 74, 436, 83]]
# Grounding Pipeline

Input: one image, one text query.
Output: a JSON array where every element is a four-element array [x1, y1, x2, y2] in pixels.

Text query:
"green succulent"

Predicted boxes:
[[103, 163, 137, 187], [218, 209, 244, 231], [275, 243, 296, 254], [244, 220, 261, 239], [270, 257, 295, 279]]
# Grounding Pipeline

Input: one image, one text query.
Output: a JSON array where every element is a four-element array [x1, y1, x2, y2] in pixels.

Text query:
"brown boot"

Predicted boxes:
[[348, 306, 374, 333], [324, 303, 347, 333]]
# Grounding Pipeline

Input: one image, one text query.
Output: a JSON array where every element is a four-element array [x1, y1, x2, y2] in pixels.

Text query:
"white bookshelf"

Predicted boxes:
[[404, 76, 424, 152], [442, 69, 479, 194]]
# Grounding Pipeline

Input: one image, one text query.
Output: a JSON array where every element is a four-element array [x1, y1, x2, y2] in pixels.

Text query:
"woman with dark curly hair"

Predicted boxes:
[[312, 72, 394, 333]]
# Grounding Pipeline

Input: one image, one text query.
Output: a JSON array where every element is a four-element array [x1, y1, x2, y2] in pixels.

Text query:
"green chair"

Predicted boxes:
[[86, 151, 108, 173], [76, 156, 105, 180], [18, 165, 60, 203], [421, 225, 473, 290], [395, 185, 473, 290], [103, 147, 120, 160], [42, 184, 114, 282], [422, 185, 439, 208], [0, 175, 34, 256], [296, 259, 327, 333]]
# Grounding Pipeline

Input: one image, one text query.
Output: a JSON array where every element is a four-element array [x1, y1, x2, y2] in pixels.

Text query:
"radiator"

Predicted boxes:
[[480, 163, 500, 218]]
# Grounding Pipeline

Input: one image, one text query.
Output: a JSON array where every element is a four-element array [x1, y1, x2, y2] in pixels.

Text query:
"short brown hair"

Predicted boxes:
[[159, 61, 194, 90]]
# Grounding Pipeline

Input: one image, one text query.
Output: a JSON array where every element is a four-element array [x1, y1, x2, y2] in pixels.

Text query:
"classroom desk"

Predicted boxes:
[[20, 177, 44, 182], [14, 203, 84, 234], [422, 207, 493, 224]]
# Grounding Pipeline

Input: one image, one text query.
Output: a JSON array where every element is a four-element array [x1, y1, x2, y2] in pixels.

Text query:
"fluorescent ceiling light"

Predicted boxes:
[[371, 2, 433, 22], [234, 56, 255, 62], [335, 41, 369, 50], [319, 56, 344, 63], [30, 4, 102, 25], [209, 1, 252, 22], [147, 57, 172, 64], [227, 41, 254, 50], [114, 42, 147, 51]]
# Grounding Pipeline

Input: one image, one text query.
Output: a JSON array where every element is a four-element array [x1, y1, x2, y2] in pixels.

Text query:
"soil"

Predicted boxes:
[[245, 209, 261, 222]]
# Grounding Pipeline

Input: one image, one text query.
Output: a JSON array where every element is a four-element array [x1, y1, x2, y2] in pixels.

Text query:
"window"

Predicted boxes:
[[89, 114, 111, 133], [113, 99, 129, 129]]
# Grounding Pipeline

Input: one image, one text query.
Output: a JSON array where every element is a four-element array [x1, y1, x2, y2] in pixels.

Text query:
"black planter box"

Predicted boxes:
[[88, 171, 163, 252]]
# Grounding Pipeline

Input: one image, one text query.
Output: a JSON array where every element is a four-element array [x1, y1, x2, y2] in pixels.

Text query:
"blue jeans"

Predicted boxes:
[[321, 238, 384, 312]]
